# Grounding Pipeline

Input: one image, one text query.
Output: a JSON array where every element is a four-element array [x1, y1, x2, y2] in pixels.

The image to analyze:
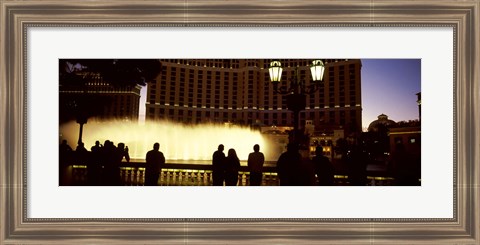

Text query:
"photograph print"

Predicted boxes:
[[59, 59, 421, 187]]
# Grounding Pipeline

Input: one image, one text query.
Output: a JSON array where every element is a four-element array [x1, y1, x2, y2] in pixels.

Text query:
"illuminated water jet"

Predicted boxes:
[[59, 119, 285, 162]]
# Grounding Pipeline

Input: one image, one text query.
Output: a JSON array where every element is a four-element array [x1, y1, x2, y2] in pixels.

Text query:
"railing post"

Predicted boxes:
[[206, 171, 212, 186], [165, 170, 171, 186], [139, 168, 145, 186], [132, 168, 138, 186], [159, 169, 164, 186]]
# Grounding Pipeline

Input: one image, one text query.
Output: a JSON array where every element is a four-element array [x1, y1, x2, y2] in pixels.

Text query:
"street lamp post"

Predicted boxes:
[[268, 60, 325, 147], [416, 92, 421, 120], [76, 114, 88, 145]]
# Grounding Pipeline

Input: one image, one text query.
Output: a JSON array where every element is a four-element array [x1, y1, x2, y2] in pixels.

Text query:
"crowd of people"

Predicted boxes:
[[274, 143, 335, 186], [59, 139, 336, 186], [211, 144, 265, 186], [60, 137, 417, 186], [60, 139, 170, 186], [210, 143, 337, 186], [59, 139, 130, 185], [60, 140, 268, 186]]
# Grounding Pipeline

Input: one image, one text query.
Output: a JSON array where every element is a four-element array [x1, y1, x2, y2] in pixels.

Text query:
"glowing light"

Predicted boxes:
[[60, 119, 282, 162]]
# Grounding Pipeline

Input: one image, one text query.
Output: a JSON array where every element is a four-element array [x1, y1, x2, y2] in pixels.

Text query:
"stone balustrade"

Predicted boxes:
[[67, 161, 394, 186], [70, 163, 280, 186]]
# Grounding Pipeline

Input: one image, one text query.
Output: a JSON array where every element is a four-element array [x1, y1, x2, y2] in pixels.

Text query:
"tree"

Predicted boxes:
[[394, 119, 421, 127], [59, 59, 161, 87]]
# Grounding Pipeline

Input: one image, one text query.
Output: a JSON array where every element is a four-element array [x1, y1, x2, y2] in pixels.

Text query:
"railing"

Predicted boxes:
[[69, 163, 281, 186], [66, 161, 394, 186]]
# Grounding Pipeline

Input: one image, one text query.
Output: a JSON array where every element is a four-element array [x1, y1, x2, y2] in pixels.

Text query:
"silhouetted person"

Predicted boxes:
[[312, 146, 335, 185], [277, 143, 303, 186], [225, 148, 241, 186], [102, 140, 120, 185], [300, 148, 317, 186], [145, 143, 165, 186], [391, 143, 420, 186], [60, 140, 73, 156], [88, 140, 103, 185], [116, 142, 130, 163], [346, 141, 369, 186], [212, 144, 226, 186], [248, 144, 265, 186], [75, 142, 90, 166], [59, 140, 73, 185], [91, 140, 102, 153]]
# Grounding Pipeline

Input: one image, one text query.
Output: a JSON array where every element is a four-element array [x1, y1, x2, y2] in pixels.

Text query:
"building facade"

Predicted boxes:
[[60, 72, 142, 122], [145, 59, 362, 132]]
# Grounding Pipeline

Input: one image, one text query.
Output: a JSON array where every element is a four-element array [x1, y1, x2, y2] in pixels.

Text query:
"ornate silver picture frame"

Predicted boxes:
[[1, 0, 478, 243]]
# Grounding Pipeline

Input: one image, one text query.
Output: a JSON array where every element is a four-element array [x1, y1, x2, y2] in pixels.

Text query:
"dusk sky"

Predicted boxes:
[[361, 59, 421, 130], [139, 59, 421, 131]]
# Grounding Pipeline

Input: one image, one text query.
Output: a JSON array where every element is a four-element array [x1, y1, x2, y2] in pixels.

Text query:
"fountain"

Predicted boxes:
[[59, 119, 286, 163]]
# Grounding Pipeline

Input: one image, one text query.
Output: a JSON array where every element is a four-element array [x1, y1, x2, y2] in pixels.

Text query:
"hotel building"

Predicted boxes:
[[145, 59, 362, 133], [59, 72, 142, 122]]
